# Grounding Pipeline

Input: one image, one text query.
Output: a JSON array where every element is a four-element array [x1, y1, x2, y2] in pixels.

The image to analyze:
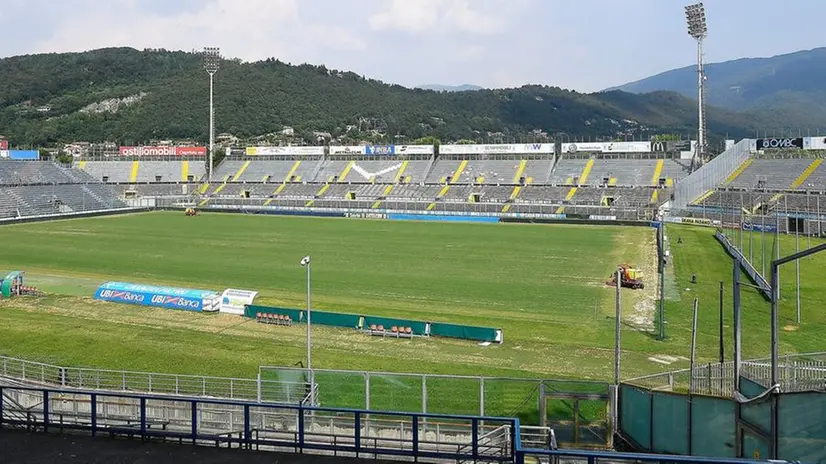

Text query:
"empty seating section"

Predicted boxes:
[[728, 159, 810, 189], [521, 160, 553, 183], [425, 159, 464, 183], [0, 160, 96, 185], [799, 161, 826, 190], [662, 160, 690, 182], [550, 158, 590, 184], [457, 159, 519, 184], [0, 161, 127, 218], [129, 184, 200, 197], [79, 160, 206, 183]]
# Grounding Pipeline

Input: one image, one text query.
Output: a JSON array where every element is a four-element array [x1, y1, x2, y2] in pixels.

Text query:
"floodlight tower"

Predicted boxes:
[[685, 3, 708, 168], [203, 47, 221, 182]]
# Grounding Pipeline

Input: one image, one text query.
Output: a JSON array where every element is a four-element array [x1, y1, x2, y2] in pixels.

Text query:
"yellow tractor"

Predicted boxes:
[[606, 264, 645, 290]]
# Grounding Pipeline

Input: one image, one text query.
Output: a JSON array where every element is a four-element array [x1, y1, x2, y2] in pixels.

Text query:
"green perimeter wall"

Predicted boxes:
[[245, 304, 501, 343]]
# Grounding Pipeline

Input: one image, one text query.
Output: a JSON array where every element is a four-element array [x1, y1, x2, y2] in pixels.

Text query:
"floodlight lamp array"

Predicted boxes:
[[685, 3, 707, 40], [203, 47, 221, 74]]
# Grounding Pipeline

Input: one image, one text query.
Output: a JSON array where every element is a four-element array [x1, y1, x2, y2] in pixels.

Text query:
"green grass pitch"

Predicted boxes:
[[1, 211, 824, 392]]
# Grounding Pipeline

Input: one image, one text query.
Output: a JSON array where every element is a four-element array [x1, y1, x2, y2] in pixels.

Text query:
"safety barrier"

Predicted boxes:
[[246, 304, 503, 343], [0, 385, 778, 464]]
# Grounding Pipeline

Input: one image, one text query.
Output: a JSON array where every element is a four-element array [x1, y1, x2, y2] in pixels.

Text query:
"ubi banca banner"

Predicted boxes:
[[119, 146, 207, 156]]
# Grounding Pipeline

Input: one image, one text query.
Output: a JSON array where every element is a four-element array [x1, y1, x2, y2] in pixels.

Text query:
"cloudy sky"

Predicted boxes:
[[0, 0, 823, 92]]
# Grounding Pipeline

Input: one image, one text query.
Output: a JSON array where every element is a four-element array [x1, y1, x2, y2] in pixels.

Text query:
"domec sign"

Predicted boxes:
[[756, 138, 803, 150]]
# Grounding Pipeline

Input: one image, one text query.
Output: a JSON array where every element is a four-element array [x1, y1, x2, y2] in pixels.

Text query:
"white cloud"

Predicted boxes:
[[368, 0, 507, 35], [31, 0, 365, 64]]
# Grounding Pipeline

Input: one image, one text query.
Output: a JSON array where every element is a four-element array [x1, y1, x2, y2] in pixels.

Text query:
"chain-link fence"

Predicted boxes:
[[260, 367, 608, 427]]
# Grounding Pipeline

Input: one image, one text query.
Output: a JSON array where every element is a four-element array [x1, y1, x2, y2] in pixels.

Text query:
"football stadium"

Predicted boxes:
[[2, 135, 826, 462]]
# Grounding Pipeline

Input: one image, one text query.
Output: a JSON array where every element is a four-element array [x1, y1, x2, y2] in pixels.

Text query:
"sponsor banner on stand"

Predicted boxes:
[[117, 146, 207, 156], [0, 139, 7, 150], [439, 143, 552, 155], [562, 141, 651, 153], [246, 146, 324, 156], [742, 223, 778, 232], [0, 150, 8, 158], [803, 137, 826, 150], [589, 215, 617, 221], [652, 140, 693, 153], [8, 150, 39, 160], [756, 138, 803, 150], [603, 141, 651, 153], [561, 142, 605, 153], [220, 288, 258, 315], [395, 145, 434, 155], [365, 145, 395, 155], [329, 145, 366, 155], [174, 146, 207, 156]]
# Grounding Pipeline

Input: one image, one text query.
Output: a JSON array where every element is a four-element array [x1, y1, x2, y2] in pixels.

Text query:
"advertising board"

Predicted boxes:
[[220, 288, 258, 315], [93, 281, 220, 312], [246, 146, 324, 155], [560, 142, 605, 153], [365, 145, 395, 155], [561, 142, 651, 153], [0, 151, 8, 158], [755, 138, 803, 150], [174, 146, 207, 156], [603, 141, 651, 153], [803, 137, 826, 150], [120, 146, 177, 157], [0, 139, 7, 150], [8, 150, 39, 160], [439, 143, 553, 155], [395, 145, 434, 155], [329, 146, 366, 155]]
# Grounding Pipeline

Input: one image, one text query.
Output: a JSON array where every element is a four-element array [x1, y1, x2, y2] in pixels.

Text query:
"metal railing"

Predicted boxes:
[[0, 356, 311, 405], [0, 385, 517, 463], [624, 352, 826, 396], [0, 385, 779, 464], [672, 138, 752, 211]]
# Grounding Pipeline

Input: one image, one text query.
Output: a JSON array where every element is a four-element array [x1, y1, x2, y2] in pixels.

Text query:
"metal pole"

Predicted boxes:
[[733, 259, 742, 393], [689, 298, 699, 393], [770, 262, 779, 388], [697, 39, 706, 161], [614, 268, 622, 385], [796, 226, 801, 324], [658, 225, 665, 340], [718, 281, 724, 364], [776, 209, 781, 299], [209, 72, 214, 183], [306, 261, 312, 373]]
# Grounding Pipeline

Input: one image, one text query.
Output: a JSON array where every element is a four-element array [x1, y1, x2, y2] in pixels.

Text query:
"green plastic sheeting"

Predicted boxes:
[[651, 392, 688, 455], [690, 395, 736, 457], [310, 311, 362, 329], [619, 385, 651, 449], [363, 316, 427, 335], [244, 304, 502, 342], [778, 392, 826, 462], [429, 322, 499, 342]]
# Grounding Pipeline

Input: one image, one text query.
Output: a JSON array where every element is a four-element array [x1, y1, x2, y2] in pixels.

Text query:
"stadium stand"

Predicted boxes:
[[0, 161, 127, 219], [77, 159, 206, 184]]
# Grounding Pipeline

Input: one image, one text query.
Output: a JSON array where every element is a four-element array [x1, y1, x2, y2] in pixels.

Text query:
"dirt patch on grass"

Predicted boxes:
[[611, 228, 658, 333]]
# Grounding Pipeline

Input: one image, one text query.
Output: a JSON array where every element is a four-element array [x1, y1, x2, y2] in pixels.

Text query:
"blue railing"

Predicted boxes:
[[0, 385, 517, 462], [0, 385, 784, 463]]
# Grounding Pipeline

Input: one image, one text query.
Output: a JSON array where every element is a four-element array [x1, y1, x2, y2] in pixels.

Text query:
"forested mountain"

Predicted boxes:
[[612, 48, 826, 130], [0, 47, 765, 147]]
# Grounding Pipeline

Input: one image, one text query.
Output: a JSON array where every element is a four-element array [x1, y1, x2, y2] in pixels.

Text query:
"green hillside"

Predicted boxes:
[[0, 47, 764, 147], [613, 47, 826, 130]]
